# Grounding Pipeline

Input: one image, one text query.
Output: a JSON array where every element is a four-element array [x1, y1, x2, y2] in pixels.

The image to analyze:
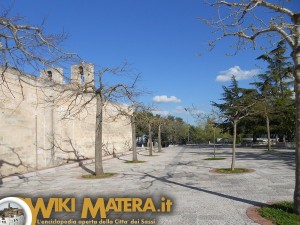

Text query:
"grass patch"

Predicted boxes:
[[204, 157, 226, 160], [124, 160, 146, 163], [263, 149, 277, 152], [81, 173, 116, 179], [214, 168, 252, 174], [140, 154, 159, 157], [259, 202, 300, 225]]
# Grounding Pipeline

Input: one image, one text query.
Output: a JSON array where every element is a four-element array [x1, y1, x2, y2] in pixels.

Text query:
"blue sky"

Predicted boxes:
[[3, 0, 300, 125]]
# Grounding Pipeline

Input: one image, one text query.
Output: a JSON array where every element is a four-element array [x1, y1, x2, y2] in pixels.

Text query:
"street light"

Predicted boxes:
[[184, 108, 190, 145]]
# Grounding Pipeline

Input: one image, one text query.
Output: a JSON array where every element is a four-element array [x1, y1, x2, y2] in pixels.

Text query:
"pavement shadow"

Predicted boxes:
[[219, 150, 294, 168], [0, 145, 31, 187], [144, 173, 266, 206], [184, 147, 295, 168], [54, 138, 96, 175], [185, 144, 233, 149], [78, 162, 95, 175]]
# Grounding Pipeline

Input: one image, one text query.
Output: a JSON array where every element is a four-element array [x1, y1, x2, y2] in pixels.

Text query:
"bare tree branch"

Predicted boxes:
[[211, 0, 294, 17], [203, 0, 300, 213], [0, 7, 79, 98], [202, 0, 297, 52]]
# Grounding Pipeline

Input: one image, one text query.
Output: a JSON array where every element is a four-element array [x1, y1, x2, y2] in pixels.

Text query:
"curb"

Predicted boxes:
[[246, 204, 275, 225], [1, 148, 150, 184]]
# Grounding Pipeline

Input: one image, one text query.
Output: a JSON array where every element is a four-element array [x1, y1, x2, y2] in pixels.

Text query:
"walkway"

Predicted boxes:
[[0, 146, 295, 225]]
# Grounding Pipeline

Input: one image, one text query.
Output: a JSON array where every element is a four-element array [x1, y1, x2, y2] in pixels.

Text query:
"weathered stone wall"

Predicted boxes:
[[0, 66, 132, 177]]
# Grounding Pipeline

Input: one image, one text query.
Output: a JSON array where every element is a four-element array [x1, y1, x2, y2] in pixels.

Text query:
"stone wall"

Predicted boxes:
[[0, 65, 132, 177]]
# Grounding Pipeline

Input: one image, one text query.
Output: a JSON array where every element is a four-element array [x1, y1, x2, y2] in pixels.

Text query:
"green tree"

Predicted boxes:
[[252, 41, 294, 150], [203, 0, 300, 213], [184, 106, 231, 145], [213, 76, 256, 170]]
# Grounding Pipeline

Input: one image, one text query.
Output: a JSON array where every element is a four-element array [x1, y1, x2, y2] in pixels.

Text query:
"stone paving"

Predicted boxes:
[[0, 145, 295, 225]]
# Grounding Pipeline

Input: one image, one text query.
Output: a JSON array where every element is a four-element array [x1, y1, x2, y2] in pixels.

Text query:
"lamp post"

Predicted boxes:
[[213, 126, 216, 158], [184, 108, 190, 145], [187, 125, 190, 145]]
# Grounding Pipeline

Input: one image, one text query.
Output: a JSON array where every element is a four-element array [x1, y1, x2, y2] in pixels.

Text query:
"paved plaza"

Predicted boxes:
[[0, 146, 295, 225]]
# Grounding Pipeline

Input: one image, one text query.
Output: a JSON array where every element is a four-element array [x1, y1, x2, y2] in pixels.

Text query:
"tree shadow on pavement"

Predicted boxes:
[[144, 173, 267, 206], [0, 145, 32, 187], [78, 162, 95, 175], [185, 144, 233, 149], [185, 147, 295, 168], [221, 151, 294, 168]]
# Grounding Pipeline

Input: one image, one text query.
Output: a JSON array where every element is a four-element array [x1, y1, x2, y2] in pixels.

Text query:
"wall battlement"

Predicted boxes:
[[40, 62, 95, 86]]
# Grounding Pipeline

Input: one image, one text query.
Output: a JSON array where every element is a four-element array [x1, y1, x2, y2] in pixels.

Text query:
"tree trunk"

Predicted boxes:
[[293, 13, 300, 215], [158, 124, 162, 152], [131, 114, 138, 162], [266, 114, 271, 151], [231, 120, 237, 171], [95, 93, 104, 176], [213, 127, 216, 158], [148, 123, 153, 156]]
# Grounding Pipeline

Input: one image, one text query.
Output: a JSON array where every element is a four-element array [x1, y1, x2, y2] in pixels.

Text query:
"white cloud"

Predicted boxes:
[[216, 66, 260, 82], [152, 110, 170, 116], [152, 95, 181, 103]]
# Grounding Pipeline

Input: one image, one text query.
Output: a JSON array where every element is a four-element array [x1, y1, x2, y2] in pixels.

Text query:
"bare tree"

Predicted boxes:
[[93, 67, 138, 176], [0, 7, 76, 94], [203, 0, 300, 213], [153, 115, 164, 152], [136, 110, 155, 155], [110, 83, 149, 163], [157, 118, 163, 152], [0, 8, 80, 177], [55, 63, 138, 176], [127, 106, 153, 161], [207, 108, 221, 158], [148, 123, 153, 156], [131, 110, 138, 161], [129, 105, 154, 160]]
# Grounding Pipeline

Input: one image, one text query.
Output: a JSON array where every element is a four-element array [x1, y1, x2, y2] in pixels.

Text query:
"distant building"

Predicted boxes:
[[0, 203, 24, 225]]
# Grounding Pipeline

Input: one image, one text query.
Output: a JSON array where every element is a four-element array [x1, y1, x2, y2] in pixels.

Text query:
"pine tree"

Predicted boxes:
[[213, 76, 256, 170], [253, 41, 294, 150]]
